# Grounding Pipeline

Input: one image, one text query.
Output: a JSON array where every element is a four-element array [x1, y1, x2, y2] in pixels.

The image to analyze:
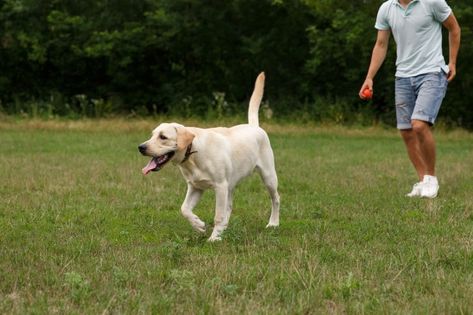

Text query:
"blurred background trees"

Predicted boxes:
[[0, 0, 471, 128]]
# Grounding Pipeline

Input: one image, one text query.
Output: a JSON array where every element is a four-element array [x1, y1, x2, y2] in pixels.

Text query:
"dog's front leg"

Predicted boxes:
[[180, 184, 206, 233], [208, 184, 230, 242]]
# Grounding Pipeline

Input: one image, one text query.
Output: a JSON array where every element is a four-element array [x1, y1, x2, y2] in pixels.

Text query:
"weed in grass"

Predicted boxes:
[[64, 272, 91, 303]]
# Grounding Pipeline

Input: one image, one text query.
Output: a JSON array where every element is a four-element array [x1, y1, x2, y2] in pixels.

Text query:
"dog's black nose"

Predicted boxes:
[[138, 144, 147, 154]]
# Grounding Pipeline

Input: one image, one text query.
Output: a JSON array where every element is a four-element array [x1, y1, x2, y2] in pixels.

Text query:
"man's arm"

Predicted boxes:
[[442, 13, 461, 82], [359, 30, 391, 99]]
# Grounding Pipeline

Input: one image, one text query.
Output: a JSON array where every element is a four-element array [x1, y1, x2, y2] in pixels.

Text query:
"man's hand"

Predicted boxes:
[[359, 79, 374, 100], [447, 63, 456, 82]]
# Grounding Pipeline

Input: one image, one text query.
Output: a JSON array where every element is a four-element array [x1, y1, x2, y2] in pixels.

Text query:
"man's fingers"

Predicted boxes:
[[447, 71, 455, 82]]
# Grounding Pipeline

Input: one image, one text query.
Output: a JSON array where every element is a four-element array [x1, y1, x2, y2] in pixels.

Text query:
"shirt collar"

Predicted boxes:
[[392, 0, 419, 7]]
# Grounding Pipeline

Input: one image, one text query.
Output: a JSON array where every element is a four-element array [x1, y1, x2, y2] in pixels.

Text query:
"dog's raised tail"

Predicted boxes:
[[248, 72, 265, 127]]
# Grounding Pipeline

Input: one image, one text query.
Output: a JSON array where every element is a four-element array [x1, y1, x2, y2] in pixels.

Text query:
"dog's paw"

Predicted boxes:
[[266, 222, 279, 228], [192, 221, 206, 233], [207, 235, 222, 242]]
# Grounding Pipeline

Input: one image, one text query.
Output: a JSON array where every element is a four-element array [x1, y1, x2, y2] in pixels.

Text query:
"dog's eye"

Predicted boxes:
[[159, 134, 168, 140]]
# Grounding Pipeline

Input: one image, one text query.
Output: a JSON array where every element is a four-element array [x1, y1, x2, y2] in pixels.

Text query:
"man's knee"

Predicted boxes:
[[411, 120, 430, 134], [400, 129, 416, 143]]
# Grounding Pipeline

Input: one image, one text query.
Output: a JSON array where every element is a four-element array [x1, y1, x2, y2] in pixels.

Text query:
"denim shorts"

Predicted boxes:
[[394, 72, 448, 130]]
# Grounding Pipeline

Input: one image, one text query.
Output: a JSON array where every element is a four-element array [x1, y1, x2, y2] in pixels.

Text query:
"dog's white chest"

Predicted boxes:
[[188, 179, 213, 189], [179, 167, 214, 189]]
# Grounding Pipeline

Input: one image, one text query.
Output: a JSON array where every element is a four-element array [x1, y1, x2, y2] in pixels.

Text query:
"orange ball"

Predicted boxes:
[[362, 88, 373, 100]]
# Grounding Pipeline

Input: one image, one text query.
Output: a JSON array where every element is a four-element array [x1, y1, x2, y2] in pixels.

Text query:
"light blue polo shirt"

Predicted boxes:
[[375, 0, 452, 77]]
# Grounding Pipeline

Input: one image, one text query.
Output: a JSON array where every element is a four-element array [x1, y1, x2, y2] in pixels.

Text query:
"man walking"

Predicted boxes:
[[360, 0, 461, 198]]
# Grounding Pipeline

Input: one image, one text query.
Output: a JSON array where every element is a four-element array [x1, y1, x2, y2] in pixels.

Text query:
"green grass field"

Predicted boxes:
[[1, 119, 473, 314]]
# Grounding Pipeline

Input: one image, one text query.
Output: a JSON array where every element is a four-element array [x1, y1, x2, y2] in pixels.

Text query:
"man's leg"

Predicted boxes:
[[410, 119, 439, 198], [408, 72, 447, 198], [395, 76, 425, 196], [411, 119, 436, 176], [400, 128, 426, 182]]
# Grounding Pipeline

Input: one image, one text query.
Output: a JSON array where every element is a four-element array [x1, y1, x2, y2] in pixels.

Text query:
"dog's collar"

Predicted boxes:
[[181, 143, 197, 163]]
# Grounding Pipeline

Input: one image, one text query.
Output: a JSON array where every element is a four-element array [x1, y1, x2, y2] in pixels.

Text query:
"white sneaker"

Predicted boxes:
[[406, 182, 424, 197], [420, 175, 439, 198]]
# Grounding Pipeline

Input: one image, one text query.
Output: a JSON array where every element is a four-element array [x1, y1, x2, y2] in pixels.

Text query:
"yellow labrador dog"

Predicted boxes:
[[138, 73, 280, 241]]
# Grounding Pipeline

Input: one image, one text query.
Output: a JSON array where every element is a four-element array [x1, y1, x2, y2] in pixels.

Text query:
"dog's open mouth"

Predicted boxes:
[[142, 152, 175, 175]]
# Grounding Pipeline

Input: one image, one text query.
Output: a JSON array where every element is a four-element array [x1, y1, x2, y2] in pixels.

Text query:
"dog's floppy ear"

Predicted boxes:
[[175, 127, 195, 150]]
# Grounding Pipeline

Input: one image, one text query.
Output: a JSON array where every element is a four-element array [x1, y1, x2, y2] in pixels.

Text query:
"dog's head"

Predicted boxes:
[[138, 123, 195, 175]]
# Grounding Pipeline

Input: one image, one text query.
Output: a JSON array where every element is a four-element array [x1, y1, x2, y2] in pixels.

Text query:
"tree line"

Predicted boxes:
[[0, 0, 472, 128]]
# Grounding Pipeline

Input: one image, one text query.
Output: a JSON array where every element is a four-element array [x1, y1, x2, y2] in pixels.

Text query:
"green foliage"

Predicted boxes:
[[0, 0, 472, 127]]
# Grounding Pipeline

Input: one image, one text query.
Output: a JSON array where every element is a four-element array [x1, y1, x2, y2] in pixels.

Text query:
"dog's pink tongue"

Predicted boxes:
[[142, 159, 157, 175]]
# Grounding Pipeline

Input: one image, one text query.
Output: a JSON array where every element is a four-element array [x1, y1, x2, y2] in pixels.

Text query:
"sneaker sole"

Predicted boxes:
[[421, 192, 438, 199]]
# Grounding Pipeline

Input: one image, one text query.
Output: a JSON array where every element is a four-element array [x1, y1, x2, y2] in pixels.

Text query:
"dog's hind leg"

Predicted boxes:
[[256, 150, 280, 228], [262, 172, 280, 228], [181, 184, 206, 233]]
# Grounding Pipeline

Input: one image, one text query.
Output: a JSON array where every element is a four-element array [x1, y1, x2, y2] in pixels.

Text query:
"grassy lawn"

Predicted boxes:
[[1, 118, 472, 314]]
